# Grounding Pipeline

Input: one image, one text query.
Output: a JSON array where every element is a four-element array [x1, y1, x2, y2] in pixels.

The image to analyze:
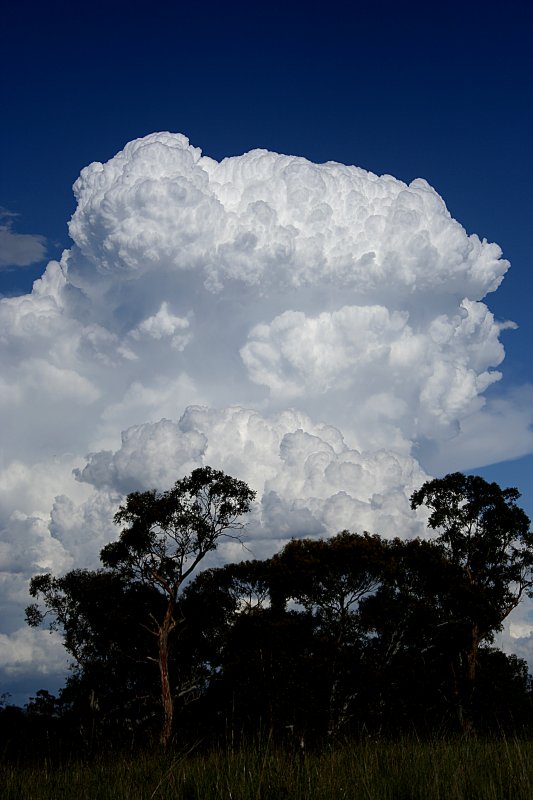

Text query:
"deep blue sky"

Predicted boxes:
[[1, 0, 533, 506]]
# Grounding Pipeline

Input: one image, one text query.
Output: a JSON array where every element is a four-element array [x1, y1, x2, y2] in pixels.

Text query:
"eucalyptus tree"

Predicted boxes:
[[411, 472, 533, 731], [26, 569, 160, 740], [100, 466, 255, 747], [271, 532, 386, 737]]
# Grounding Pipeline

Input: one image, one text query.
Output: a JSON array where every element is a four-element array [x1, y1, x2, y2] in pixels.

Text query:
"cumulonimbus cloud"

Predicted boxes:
[[0, 132, 530, 697]]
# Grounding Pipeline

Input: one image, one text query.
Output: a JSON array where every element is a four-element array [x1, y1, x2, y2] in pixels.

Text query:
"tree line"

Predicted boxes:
[[4, 468, 533, 755]]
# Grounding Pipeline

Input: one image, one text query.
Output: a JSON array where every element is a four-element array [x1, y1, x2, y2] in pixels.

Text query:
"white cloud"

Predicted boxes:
[[0, 512, 69, 574], [241, 305, 409, 398], [0, 628, 68, 677], [0, 132, 531, 693], [240, 299, 505, 447], [74, 407, 428, 549], [129, 301, 192, 350], [66, 135, 507, 308]]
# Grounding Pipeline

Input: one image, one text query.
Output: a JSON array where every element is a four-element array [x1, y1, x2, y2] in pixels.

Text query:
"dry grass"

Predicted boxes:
[[2, 737, 533, 799]]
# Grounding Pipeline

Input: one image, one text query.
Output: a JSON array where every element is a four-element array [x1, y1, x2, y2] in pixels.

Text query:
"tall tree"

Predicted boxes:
[[359, 537, 468, 733], [100, 466, 255, 748], [411, 472, 533, 731], [272, 532, 386, 737]]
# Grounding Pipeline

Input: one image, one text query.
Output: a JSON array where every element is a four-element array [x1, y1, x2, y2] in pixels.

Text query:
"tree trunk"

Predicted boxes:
[[450, 624, 479, 735], [466, 624, 479, 685], [158, 604, 176, 749], [452, 665, 466, 732], [461, 623, 479, 734]]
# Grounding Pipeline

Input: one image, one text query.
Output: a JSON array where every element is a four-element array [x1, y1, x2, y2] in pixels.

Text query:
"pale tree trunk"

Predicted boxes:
[[158, 604, 176, 749]]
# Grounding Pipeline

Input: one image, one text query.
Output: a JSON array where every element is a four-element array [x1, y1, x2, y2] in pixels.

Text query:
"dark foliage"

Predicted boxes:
[[19, 471, 533, 757]]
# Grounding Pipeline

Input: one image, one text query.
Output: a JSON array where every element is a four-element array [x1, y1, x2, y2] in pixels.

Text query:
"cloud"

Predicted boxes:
[[0, 209, 47, 269], [66, 134, 507, 308], [421, 384, 533, 474], [0, 627, 68, 708], [241, 305, 409, 398], [129, 302, 192, 350], [240, 299, 505, 447], [0, 132, 531, 691], [73, 407, 428, 555]]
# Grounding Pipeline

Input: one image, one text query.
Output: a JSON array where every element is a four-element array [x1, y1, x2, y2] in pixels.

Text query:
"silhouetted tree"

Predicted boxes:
[[100, 466, 255, 748], [360, 537, 468, 733], [271, 532, 386, 737], [27, 569, 161, 739], [25, 473, 533, 747], [411, 472, 533, 731], [184, 558, 319, 742]]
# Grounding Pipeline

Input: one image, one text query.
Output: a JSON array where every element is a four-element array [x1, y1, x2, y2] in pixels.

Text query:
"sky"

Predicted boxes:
[[1, 0, 533, 704]]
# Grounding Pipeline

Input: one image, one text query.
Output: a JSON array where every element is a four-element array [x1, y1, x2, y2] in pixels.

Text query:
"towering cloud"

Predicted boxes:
[[0, 132, 529, 697]]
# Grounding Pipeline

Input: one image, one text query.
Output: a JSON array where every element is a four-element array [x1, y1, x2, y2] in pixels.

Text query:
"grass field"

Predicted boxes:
[[2, 738, 533, 799]]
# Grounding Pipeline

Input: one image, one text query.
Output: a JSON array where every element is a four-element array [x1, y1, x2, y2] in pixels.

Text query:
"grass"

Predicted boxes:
[[2, 737, 533, 799]]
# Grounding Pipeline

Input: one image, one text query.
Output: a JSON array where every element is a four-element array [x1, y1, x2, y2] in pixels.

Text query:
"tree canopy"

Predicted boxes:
[[24, 470, 533, 750], [411, 472, 533, 730]]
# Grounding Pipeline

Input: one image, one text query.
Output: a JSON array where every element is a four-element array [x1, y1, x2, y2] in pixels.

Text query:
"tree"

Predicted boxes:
[[100, 466, 255, 748], [410, 472, 533, 731], [271, 532, 386, 737], [182, 557, 321, 742], [359, 537, 469, 733], [27, 569, 162, 741]]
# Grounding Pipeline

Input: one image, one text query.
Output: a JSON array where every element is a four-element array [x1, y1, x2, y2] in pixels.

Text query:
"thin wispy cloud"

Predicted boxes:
[[0, 209, 47, 269]]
